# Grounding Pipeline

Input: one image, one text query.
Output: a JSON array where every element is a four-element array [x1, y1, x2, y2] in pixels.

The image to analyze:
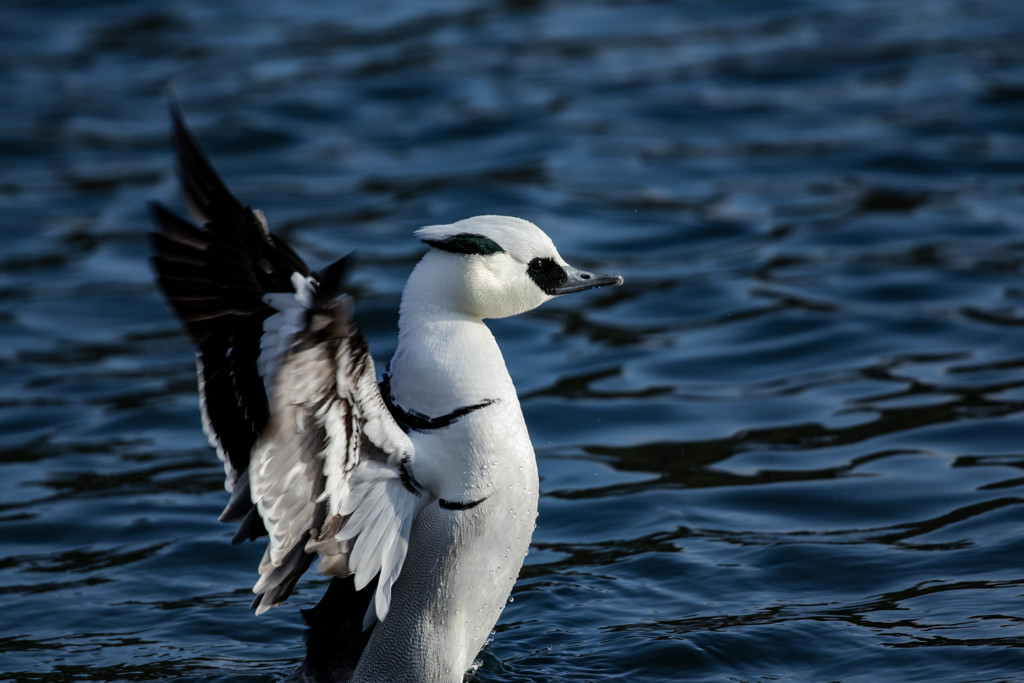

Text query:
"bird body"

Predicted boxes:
[[150, 106, 622, 682], [353, 247, 541, 682]]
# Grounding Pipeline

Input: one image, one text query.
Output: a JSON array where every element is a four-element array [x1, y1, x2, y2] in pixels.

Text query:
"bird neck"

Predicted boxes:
[[388, 260, 517, 416]]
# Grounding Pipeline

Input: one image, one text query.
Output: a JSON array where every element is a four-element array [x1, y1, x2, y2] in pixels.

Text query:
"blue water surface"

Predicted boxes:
[[3, 0, 1024, 681]]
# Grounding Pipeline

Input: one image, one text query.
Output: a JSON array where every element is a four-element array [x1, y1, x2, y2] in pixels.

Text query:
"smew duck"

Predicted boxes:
[[149, 106, 623, 682]]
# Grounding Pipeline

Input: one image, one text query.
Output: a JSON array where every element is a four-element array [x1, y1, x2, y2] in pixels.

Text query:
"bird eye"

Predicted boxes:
[[525, 256, 568, 294]]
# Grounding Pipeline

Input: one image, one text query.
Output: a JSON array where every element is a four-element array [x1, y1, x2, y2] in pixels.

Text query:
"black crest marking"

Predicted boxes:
[[527, 257, 568, 294], [422, 233, 505, 256]]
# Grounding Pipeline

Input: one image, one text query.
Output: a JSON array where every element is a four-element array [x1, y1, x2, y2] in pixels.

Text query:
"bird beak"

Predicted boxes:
[[552, 265, 624, 295]]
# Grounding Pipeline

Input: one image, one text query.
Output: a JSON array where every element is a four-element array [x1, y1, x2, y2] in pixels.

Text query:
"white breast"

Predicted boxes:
[[353, 457, 538, 683], [350, 270, 541, 681]]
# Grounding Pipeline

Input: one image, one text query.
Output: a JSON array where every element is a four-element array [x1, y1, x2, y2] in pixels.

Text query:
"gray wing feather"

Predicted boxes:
[[249, 294, 422, 621]]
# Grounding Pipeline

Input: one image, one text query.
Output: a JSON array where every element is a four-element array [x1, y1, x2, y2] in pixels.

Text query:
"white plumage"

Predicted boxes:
[[149, 106, 623, 682]]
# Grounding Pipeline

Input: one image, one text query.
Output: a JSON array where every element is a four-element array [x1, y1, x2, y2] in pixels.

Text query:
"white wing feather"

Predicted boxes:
[[248, 292, 426, 625], [336, 459, 421, 628]]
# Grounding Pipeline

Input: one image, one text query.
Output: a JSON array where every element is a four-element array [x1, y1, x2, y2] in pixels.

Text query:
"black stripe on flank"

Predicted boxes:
[[422, 233, 504, 256], [527, 257, 567, 294], [439, 496, 487, 511], [399, 458, 422, 496], [380, 374, 497, 432]]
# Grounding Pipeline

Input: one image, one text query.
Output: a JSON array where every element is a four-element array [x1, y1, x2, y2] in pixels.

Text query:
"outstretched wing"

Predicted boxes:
[[250, 284, 424, 625], [149, 105, 427, 625], [149, 104, 311, 543]]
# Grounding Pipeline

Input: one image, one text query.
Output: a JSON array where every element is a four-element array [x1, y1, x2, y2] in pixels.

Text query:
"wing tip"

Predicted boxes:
[[315, 253, 357, 302], [251, 593, 273, 615], [166, 98, 246, 228]]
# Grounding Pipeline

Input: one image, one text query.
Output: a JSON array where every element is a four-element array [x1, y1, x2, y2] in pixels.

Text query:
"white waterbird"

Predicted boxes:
[[149, 106, 623, 682]]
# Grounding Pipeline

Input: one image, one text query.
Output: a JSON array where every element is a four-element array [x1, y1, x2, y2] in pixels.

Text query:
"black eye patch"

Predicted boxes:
[[422, 233, 505, 256], [527, 257, 567, 294]]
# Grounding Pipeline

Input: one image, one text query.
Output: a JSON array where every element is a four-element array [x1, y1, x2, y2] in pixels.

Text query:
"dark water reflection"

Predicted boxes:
[[3, 0, 1024, 680]]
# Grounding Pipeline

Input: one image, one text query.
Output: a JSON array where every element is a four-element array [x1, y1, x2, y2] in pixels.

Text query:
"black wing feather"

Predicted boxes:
[[149, 106, 315, 542]]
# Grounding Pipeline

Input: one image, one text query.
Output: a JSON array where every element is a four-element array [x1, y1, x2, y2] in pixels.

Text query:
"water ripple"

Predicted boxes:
[[3, 0, 1024, 680]]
